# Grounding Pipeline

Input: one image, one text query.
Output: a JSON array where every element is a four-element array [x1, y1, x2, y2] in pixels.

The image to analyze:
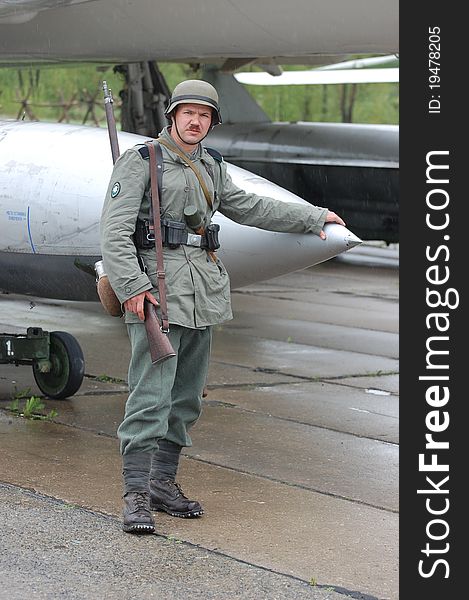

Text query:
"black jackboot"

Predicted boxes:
[[150, 440, 203, 518], [122, 452, 155, 534]]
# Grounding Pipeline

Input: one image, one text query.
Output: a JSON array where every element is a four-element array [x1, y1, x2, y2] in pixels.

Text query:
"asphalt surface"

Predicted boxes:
[[0, 482, 352, 600]]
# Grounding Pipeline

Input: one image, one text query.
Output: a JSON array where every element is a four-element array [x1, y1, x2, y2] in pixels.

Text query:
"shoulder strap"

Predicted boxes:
[[146, 141, 170, 333], [137, 145, 150, 159], [157, 137, 213, 210], [138, 143, 163, 199], [206, 147, 223, 162]]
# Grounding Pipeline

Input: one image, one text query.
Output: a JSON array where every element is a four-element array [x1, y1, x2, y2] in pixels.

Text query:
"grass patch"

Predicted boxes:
[[7, 394, 58, 421], [93, 374, 125, 384]]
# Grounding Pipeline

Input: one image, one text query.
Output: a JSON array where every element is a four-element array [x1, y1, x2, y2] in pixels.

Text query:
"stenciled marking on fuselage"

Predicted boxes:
[[6, 210, 27, 222], [27, 205, 36, 254]]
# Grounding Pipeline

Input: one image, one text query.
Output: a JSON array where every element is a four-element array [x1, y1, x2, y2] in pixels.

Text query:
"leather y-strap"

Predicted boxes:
[[146, 141, 170, 333], [157, 137, 213, 210]]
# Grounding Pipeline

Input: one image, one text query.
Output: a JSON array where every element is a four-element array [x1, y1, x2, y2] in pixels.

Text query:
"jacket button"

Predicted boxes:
[[125, 286, 131, 293]]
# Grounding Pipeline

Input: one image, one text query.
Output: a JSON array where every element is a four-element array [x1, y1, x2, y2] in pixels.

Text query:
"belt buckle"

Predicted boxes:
[[187, 234, 202, 247]]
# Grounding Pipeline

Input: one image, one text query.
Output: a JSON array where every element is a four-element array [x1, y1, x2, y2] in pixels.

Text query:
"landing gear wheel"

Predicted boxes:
[[33, 331, 85, 400]]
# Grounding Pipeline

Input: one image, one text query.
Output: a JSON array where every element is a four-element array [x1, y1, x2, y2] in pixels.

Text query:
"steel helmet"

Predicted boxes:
[[165, 79, 222, 126]]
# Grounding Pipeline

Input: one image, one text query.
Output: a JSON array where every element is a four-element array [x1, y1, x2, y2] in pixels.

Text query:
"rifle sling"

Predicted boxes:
[[157, 137, 213, 210], [146, 141, 170, 333]]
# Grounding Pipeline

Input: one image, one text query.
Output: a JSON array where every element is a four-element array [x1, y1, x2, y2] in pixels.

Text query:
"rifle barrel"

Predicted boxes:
[[102, 80, 120, 164]]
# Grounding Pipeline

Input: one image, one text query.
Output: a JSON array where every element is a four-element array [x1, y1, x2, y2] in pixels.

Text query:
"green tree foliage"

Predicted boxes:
[[0, 62, 398, 125]]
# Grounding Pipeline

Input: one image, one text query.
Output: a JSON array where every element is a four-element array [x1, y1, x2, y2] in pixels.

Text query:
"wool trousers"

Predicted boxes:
[[118, 322, 211, 456]]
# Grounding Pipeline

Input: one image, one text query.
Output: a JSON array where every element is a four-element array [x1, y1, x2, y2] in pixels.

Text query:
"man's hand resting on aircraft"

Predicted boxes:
[[124, 290, 159, 322], [319, 211, 346, 240]]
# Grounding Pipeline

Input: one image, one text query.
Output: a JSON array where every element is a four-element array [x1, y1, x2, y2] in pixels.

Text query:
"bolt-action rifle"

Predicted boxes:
[[99, 80, 175, 364]]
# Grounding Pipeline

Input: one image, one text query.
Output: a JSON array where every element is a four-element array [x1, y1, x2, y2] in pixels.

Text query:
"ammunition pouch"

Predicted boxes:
[[204, 223, 221, 251], [134, 219, 220, 251], [134, 219, 155, 250], [162, 219, 187, 249]]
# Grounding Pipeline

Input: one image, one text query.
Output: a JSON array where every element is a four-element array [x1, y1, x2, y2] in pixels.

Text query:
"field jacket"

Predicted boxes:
[[100, 126, 327, 328]]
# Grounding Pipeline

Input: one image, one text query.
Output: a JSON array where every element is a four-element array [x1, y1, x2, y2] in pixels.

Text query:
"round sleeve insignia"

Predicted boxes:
[[111, 182, 121, 198]]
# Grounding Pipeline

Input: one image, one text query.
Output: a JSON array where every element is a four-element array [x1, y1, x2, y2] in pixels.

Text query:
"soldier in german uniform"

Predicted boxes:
[[100, 79, 345, 534]]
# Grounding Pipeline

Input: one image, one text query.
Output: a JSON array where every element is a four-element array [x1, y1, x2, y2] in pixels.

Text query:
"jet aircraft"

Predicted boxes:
[[0, 0, 397, 397], [0, 119, 361, 299]]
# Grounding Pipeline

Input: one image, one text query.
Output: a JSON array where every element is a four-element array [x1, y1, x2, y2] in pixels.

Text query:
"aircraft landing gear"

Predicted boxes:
[[0, 328, 85, 400]]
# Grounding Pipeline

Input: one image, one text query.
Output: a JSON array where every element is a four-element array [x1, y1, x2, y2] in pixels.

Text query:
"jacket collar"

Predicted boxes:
[[159, 127, 215, 167]]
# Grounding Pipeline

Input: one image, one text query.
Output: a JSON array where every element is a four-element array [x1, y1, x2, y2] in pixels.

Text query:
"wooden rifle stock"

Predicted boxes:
[[144, 301, 176, 365]]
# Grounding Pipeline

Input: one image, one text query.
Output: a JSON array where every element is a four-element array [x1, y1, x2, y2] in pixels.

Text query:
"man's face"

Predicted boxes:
[[172, 103, 213, 147]]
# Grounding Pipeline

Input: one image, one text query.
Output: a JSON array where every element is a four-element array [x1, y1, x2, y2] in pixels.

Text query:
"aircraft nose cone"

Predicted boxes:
[[344, 231, 362, 249]]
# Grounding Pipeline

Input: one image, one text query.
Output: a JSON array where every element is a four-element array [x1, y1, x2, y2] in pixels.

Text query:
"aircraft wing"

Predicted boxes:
[[235, 68, 399, 86], [0, 0, 398, 65], [316, 54, 399, 70], [234, 53, 399, 85]]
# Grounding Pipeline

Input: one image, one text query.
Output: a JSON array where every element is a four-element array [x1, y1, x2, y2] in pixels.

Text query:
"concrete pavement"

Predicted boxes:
[[0, 245, 399, 599]]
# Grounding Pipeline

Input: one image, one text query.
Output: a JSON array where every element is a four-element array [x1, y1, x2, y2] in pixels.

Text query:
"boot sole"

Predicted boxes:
[[150, 502, 203, 518], [123, 523, 155, 534]]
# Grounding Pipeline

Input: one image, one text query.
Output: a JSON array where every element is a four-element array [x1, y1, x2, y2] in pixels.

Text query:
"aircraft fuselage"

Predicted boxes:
[[0, 120, 361, 301], [207, 122, 398, 243]]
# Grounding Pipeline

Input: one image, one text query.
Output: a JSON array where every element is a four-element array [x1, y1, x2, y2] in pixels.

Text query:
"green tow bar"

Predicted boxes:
[[0, 328, 85, 400]]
